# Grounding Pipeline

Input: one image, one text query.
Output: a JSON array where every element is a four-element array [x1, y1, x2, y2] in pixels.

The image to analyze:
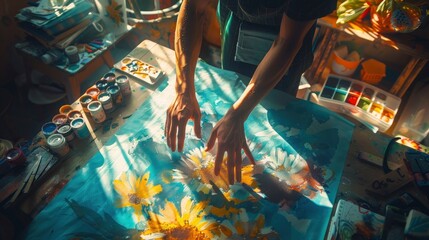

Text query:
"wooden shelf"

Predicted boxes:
[[306, 15, 428, 98], [318, 15, 429, 59]]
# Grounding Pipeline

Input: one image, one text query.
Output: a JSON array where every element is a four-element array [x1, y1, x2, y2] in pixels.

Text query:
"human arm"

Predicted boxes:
[[206, 14, 317, 184], [165, 0, 214, 152]]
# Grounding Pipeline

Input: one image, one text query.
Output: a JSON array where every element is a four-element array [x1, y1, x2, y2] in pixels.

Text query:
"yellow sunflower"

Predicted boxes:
[[218, 210, 279, 239], [141, 196, 218, 239], [173, 147, 258, 192], [113, 172, 162, 220]]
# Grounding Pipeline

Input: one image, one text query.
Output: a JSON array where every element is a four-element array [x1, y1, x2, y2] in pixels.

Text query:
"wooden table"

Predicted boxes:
[[5, 40, 429, 234], [8, 40, 176, 216], [17, 40, 116, 103]]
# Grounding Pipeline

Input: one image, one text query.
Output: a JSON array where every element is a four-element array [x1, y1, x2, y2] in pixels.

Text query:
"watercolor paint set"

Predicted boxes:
[[114, 56, 165, 86], [318, 74, 401, 132]]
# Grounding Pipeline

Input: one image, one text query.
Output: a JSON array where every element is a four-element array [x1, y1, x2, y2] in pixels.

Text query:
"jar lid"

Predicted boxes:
[[70, 118, 85, 128], [67, 110, 83, 121], [80, 94, 93, 104], [98, 92, 111, 102], [107, 85, 120, 94], [88, 101, 102, 111], [96, 79, 108, 89], [58, 124, 72, 134], [42, 122, 57, 134], [47, 134, 65, 148], [65, 45, 78, 55], [116, 75, 128, 83], [52, 114, 68, 125]]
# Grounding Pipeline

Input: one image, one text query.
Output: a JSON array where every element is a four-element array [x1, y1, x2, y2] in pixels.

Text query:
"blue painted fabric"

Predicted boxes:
[[25, 61, 354, 239]]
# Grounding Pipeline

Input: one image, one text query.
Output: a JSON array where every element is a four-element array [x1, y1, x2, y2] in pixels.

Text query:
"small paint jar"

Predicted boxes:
[[59, 104, 73, 115], [95, 79, 109, 92], [85, 87, 100, 100], [79, 94, 93, 113], [65, 45, 80, 64], [41, 122, 57, 138], [107, 84, 123, 108], [67, 110, 83, 122], [5, 147, 26, 167], [103, 72, 116, 85], [87, 101, 106, 123], [97, 92, 114, 114], [116, 75, 131, 96], [57, 124, 75, 142], [47, 133, 70, 157], [52, 113, 68, 125], [70, 117, 90, 139]]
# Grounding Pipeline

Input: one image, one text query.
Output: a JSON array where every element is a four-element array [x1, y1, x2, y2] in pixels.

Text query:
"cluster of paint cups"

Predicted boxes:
[[40, 72, 131, 157], [79, 72, 132, 123], [42, 105, 92, 157]]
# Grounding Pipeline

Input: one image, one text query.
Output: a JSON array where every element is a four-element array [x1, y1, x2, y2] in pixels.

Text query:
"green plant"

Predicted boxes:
[[336, 0, 379, 24]]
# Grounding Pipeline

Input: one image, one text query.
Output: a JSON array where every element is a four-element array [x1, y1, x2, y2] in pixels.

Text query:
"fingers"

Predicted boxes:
[[177, 119, 187, 152], [243, 142, 256, 165], [193, 110, 202, 138], [235, 148, 242, 182], [213, 140, 223, 176], [227, 149, 235, 184], [169, 120, 178, 152], [205, 128, 217, 152]]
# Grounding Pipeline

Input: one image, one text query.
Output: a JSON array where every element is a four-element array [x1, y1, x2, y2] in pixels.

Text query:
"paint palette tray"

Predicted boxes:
[[114, 56, 165, 86], [318, 74, 401, 132]]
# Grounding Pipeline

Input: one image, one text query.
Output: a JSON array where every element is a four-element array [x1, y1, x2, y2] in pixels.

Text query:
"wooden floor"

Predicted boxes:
[[0, 26, 221, 143]]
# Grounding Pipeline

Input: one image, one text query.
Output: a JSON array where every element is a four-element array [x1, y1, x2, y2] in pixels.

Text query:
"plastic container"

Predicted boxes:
[[393, 81, 429, 142], [79, 94, 93, 113], [57, 124, 75, 142], [116, 75, 131, 96], [52, 113, 68, 125], [318, 74, 401, 132], [106, 84, 122, 109], [41, 122, 58, 138], [67, 110, 83, 122], [360, 59, 386, 85], [59, 104, 73, 115], [47, 133, 70, 157], [87, 101, 106, 123], [65, 45, 80, 64], [97, 92, 114, 114], [85, 87, 101, 100], [331, 49, 360, 77], [70, 117, 90, 139]]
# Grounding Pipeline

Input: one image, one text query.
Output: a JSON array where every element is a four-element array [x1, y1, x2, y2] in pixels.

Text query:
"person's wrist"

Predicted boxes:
[[226, 107, 247, 122]]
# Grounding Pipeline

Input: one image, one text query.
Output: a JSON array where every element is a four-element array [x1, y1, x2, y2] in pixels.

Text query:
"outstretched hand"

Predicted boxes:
[[165, 92, 201, 152], [206, 109, 256, 184]]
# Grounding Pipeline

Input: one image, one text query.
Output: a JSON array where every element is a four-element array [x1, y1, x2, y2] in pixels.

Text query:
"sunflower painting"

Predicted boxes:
[[172, 147, 259, 192], [24, 60, 354, 240], [218, 211, 279, 239], [113, 171, 162, 220], [260, 147, 332, 208], [141, 196, 218, 239]]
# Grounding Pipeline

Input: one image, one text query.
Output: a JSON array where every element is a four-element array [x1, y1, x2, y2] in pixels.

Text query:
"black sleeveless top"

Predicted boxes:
[[223, 0, 336, 25]]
